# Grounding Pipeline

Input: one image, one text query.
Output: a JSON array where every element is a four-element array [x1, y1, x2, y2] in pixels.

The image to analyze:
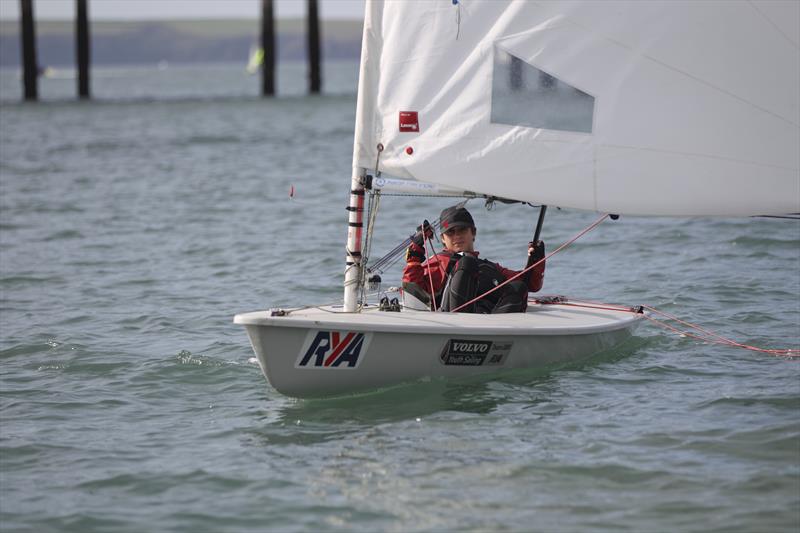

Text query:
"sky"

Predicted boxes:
[[0, 0, 365, 20]]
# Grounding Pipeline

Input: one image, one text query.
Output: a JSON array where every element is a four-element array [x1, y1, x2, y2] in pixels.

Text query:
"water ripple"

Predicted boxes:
[[0, 64, 797, 532]]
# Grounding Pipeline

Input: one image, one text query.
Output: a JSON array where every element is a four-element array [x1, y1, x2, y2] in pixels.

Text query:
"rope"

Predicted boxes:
[[451, 213, 610, 312], [533, 297, 799, 359], [640, 304, 799, 357], [535, 299, 640, 314], [358, 189, 383, 308], [422, 220, 438, 312]]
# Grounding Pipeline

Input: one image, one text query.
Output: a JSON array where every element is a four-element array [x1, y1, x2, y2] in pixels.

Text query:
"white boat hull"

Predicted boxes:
[[234, 299, 645, 398]]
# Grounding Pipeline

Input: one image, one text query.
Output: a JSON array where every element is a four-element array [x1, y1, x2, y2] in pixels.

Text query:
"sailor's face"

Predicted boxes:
[[441, 226, 476, 253]]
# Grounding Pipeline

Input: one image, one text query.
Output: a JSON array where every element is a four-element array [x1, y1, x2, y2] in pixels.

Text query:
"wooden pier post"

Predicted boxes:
[[76, 0, 90, 99], [261, 0, 275, 96], [307, 0, 321, 94], [19, 0, 38, 101]]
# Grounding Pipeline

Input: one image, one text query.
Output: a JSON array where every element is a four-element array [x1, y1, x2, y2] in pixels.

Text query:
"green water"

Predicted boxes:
[[1, 63, 798, 532]]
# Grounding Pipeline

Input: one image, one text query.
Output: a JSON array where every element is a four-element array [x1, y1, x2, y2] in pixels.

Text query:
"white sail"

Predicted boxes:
[[352, 0, 799, 216]]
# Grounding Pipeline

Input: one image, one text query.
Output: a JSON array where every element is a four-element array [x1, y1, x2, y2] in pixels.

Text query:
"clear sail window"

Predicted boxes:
[[491, 46, 595, 133]]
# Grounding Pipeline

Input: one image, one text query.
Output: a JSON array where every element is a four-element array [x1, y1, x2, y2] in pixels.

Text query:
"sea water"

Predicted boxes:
[[1, 63, 799, 532]]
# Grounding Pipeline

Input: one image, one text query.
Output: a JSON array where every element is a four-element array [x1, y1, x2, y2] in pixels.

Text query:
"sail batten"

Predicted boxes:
[[353, 0, 800, 216]]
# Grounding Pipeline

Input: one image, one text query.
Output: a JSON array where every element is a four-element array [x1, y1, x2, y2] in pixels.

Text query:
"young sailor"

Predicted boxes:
[[402, 206, 545, 313]]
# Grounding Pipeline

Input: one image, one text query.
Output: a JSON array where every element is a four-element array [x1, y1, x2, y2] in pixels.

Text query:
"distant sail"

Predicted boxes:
[[352, 1, 799, 216], [246, 44, 264, 75]]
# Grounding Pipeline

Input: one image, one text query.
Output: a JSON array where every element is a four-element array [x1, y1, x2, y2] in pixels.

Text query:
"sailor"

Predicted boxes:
[[402, 205, 545, 313]]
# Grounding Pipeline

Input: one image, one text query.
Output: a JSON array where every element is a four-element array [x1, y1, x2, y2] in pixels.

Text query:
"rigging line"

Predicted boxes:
[[639, 311, 752, 346], [422, 223, 438, 312], [271, 299, 347, 315], [359, 189, 383, 310], [451, 213, 610, 313], [644, 315, 731, 346], [641, 304, 800, 357], [373, 251, 405, 276], [542, 296, 641, 312], [536, 300, 641, 314], [362, 190, 382, 285], [535, 298, 799, 357], [369, 238, 416, 273], [642, 314, 799, 357], [368, 215, 446, 273], [643, 303, 773, 349], [426, 230, 451, 310]]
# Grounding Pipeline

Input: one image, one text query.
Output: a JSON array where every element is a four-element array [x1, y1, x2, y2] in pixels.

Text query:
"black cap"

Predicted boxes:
[[439, 206, 475, 231]]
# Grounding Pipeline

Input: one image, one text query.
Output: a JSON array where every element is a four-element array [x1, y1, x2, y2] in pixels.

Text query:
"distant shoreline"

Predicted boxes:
[[0, 18, 362, 34], [0, 58, 360, 73], [0, 19, 363, 67]]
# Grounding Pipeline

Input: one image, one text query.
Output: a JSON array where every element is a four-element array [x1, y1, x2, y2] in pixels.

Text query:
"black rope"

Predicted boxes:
[[367, 224, 441, 274]]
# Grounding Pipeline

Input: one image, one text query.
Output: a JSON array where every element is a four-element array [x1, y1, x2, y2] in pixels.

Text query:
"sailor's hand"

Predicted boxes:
[[528, 240, 545, 261], [410, 219, 433, 248], [406, 245, 425, 263], [407, 220, 431, 263]]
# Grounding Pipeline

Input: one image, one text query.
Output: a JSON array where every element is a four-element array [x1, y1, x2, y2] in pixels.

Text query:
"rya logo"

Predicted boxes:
[[296, 331, 366, 369]]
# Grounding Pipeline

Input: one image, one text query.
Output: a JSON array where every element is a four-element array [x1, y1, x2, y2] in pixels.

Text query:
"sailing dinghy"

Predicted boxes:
[[235, 1, 799, 398]]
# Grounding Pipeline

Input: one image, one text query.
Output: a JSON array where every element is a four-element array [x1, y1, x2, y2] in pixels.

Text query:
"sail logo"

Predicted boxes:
[[296, 331, 369, 369], [399, 111, 420, 132]]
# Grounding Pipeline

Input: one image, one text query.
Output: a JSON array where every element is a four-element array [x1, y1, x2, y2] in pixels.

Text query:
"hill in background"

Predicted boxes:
[[0, 19, 362, 67]]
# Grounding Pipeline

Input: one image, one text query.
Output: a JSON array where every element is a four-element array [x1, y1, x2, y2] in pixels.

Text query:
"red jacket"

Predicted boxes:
[[402, 246, 544, 300]]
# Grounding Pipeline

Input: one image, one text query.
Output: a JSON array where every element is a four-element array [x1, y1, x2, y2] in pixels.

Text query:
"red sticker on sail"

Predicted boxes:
[[399, 111, 420, 132]]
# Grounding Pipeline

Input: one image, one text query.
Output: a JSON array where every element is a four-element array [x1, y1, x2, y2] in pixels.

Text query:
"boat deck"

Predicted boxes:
[[234, 297, 644, 336]]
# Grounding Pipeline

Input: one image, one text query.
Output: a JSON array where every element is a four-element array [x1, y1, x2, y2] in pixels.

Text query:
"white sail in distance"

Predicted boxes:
[[352, 0, 799, 216]]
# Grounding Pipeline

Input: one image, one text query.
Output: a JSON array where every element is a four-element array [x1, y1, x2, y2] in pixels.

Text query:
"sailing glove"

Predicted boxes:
[[406, 220, 432, 263], [528, 240, 545, 262]]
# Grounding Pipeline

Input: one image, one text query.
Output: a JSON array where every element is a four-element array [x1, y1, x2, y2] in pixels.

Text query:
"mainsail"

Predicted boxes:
[[352, 1, 799, 216]]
